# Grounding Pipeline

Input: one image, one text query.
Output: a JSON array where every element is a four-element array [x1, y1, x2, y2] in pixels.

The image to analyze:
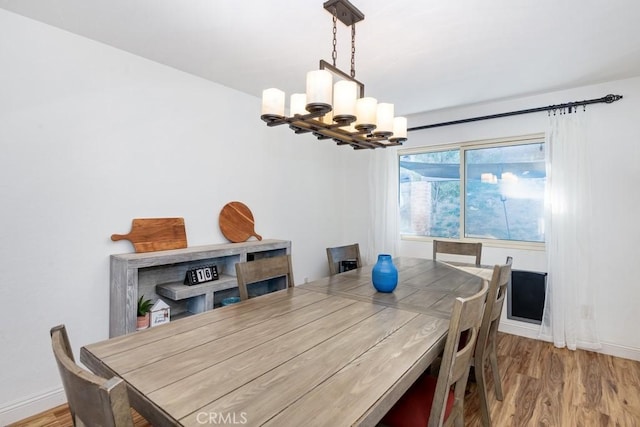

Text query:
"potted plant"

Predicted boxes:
[[137, 295, 153, 330]]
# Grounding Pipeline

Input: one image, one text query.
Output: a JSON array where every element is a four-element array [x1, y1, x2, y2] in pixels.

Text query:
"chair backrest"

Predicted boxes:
[[429, 280, 489, 426], [50, 325, 134, 427], [326, 243, 362, 275], [235, 254, 295, 301], [432, 240, 482, 266], [475, 258, 513, 361]]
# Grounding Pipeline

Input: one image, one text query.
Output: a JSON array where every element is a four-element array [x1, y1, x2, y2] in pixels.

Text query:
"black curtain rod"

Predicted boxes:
[[408, 93, 623, 132]]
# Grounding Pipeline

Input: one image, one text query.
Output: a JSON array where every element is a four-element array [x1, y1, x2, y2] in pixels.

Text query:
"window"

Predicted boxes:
[[399, 134, 546, 245]]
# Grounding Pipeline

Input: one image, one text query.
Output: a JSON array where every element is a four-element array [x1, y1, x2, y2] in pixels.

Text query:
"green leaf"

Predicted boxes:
[[137, 295, 153, 316]]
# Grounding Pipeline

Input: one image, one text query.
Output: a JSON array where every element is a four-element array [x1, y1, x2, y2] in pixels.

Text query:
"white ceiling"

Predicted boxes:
[[2, 0, 640, 116]]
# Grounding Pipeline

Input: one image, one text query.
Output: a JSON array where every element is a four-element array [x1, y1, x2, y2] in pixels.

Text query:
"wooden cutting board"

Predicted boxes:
[[219, 201, 262, 243], [111, 218, 188, 253]]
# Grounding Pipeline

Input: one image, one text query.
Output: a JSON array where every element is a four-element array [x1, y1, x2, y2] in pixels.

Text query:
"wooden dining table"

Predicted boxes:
[[439, 261, 495, 281], [80, 257, 484, 427]]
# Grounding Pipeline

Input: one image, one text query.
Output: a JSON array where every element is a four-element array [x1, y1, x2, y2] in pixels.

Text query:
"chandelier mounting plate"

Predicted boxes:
[[323, 0, 364, 26]]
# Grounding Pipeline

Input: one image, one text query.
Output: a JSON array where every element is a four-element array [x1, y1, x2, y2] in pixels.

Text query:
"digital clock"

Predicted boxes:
[[184, 265, 219, 286]]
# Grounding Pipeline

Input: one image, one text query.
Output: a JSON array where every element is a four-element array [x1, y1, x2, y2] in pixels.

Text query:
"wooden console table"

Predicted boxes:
[[109, 239, 291, 337]]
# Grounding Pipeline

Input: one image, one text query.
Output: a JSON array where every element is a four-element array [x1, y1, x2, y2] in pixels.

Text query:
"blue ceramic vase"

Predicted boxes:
[[372, 254, 398, 293]]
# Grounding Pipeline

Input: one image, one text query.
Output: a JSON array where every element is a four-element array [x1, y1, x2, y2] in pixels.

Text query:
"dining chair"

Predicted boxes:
[[472, 257, 513, 427], [50, 324, 134, 427], [326, 243, 362, 275], [432, 240, 483, 266], [235, 254, 295, 301], [381, 280, 489, 427]]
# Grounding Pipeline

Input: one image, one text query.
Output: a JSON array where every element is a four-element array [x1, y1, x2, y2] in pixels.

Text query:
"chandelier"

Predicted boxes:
[[260, 0, 407, 150]]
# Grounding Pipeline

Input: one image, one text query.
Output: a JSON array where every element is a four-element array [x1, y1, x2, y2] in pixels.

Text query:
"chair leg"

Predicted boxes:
[[474, 354, 492, 427], [489, 343, 503, 401], [453, 410, 464, 427]]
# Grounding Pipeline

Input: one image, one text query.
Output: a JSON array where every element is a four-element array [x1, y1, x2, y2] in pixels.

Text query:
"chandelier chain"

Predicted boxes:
[[331, 8, 338, 67], [259, 1, 408, 149], [351, 23, 356, 78]]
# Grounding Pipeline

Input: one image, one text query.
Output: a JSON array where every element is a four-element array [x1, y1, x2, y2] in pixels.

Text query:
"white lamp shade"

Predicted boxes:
[[501, 172, 519, 183], [376, 103, 394, 134], [261, 88, 285, 116], [306, 70, 332, 106], [481, 173, 498, 184], [355, 97, 377, 127], [392, 117, 407, 138], [290, 93, 307, 116], [321, 109, 334, 124], [333, 80, 357, 117]]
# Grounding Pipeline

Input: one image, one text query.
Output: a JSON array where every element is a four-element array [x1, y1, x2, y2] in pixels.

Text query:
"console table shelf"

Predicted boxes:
[[156, 274, 237, 300], [109, 239, 291, 337]]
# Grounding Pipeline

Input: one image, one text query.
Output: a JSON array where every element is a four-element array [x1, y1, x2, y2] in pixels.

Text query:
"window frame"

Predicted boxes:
[[398, 133, 546, 251]]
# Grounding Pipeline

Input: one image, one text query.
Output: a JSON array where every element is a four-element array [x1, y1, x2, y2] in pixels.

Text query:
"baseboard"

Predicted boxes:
[[598, 341, 640, 362], [499, 318, 545, 340], [0, 387, 66, 426], [499, 319, 640, 362]]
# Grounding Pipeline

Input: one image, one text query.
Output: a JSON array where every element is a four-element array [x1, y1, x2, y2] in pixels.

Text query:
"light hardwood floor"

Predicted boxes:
[[465, 332, 640, 426], [9, 333, 640, 426]]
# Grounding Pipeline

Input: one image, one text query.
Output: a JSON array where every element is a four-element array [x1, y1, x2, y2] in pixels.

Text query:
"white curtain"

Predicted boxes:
[[366, 148, 400, 263], [539, 109, 601, 351]]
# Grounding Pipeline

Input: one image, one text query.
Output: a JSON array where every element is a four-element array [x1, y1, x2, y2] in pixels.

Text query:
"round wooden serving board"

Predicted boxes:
[[219, 201, 262, 243]]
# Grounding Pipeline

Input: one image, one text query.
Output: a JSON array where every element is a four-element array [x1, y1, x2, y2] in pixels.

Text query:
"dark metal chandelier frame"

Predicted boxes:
[[260, 0, 407, 150]]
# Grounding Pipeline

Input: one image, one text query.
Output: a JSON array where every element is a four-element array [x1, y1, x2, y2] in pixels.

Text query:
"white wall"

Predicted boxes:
[[400, 76, 640, 360], [0, 10, 370, 423], [3, 7, 639, 423]]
